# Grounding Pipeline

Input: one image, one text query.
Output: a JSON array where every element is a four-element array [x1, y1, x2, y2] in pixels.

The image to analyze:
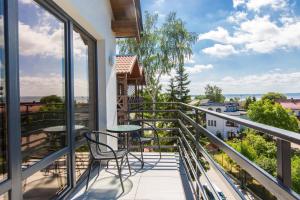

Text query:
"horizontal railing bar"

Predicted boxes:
[[178, 145, 199, 200], [128, 109, 178, 113], [22, 147, 69, 179], [178, 111, 299, 200], [129, 118, 178, 122], [180, 103, 300, 145], [178, 137, 215, 200], [178, 120, 246, 200], [0, 180, 11, 196]]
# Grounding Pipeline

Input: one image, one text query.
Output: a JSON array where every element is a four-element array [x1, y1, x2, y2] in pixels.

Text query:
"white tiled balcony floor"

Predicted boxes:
[[69, 152, 193, 200]]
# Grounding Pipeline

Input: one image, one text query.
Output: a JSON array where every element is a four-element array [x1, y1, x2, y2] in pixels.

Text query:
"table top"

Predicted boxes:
[[107, 125, 141, 133], [43, 125, 85, 132]]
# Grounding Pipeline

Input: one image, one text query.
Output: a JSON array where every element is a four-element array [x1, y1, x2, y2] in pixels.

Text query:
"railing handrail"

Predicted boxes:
[[180, 102, 300, 145], [128, 101, 300, 145]]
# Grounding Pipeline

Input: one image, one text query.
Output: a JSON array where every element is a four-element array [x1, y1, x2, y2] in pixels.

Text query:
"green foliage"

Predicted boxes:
[[227, 129, 277, 175], [40, 95, 62, 104], [166, 78, 177, 102], [261, 92, 287, 103], [118, 11, 196, 106], [248, 100, 299, 132], [292, 155, 300, 193], [244, 96, 256, 110], [204, 84, 225, 103], [194, 95, 206, 100], [39, 95, 64, 112], [174, 65, 191, 103]]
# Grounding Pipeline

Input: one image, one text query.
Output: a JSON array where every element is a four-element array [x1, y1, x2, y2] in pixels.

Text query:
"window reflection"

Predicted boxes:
[[23, 155, 68, 200], [0, 0, 7, 182], [73, 28, 96, 141], [75, 144, 90, 181], [18, 0, 66, 169]]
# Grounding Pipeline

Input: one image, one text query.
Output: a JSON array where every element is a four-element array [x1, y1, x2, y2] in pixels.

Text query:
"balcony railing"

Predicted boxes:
[[128, 102, 300, 200]]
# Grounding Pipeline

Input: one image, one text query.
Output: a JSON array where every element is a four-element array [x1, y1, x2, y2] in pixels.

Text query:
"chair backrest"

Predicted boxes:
[[131, 120, 157, 139], [84, 132, 101, 159]]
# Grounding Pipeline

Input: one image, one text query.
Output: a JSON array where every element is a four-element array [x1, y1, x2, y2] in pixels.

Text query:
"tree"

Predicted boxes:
[[40, 95, 62, 104], [166, 78, 176, 102], [261, 92, 287, 103], [118, 11, 197, 109], [204, 84, 225, 103], [248, 100, 299, 132], [174, 65, 191, 103], [244, 96, 256, 110]]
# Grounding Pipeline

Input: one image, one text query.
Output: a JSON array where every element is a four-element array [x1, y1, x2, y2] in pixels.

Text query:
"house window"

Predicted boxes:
[[19, 0, 67, 169], [214, 120, 216, 127], [216, 108, 221, 113], [0, 0, 7, 182], [73, 27, 96, 141]]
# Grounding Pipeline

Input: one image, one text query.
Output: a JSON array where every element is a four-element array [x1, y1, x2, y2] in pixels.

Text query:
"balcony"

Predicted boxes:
[[67, 102, 300, 200]]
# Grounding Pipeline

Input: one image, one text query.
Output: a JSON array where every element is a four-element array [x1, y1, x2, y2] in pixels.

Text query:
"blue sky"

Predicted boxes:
[[141, 0, 300, 95]]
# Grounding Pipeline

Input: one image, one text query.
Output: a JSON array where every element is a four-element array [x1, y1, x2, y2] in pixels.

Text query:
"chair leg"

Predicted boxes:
[[96, 161, 101, 180], [115, 158, 125, 193], [139, 142, 144, 168], [106, 160, 109, 169], [86, 159, 94, 191], [126, 154, 132, 176], [157, 138, 162, 159]]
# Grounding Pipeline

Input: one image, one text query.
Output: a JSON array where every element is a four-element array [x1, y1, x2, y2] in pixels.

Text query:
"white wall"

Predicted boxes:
[[54, 0, 118, 148]]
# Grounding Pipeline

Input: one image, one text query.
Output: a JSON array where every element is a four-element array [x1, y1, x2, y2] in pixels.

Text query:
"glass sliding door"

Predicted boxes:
[[18, 0, 66, 169], [22, 155, 68, 199], [73, 27, 96, 181], [73, 27, 96, 142], [0, 0, 7, 183]]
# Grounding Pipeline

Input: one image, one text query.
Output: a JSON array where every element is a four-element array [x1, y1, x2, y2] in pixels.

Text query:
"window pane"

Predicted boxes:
[[73, 28, 96, 141], [23, 155, 68, 199], [75, 144, 90, 181], [0, 0, 7, 182], [18, 0, 66, 169]]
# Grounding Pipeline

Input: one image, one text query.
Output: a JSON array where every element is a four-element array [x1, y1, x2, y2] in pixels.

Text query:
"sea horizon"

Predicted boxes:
[[191, 92, 300, 101]]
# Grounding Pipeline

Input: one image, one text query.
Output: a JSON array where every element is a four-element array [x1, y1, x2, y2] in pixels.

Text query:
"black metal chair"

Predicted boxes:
[[84, 131, 131, 193], [131, 121, 162, 167]]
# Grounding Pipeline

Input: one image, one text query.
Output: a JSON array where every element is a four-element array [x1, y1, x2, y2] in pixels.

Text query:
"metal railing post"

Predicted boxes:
[[276, 139, 291, 187]]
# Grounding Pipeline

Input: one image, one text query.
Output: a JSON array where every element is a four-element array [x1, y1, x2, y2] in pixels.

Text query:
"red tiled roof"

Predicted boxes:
[[115, 55, 137, 74], [278, 99, 300, 110]]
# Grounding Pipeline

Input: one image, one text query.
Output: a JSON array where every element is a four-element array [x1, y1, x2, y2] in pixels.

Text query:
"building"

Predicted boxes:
[[115, 55, 145, 123], [0, 0, 142, 199], [277, 99, 300, 119], [200, 101, 241, 140]]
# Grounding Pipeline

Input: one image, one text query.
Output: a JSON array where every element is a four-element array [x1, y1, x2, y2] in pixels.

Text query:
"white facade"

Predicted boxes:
[[54, 0, 118, 148], [201, 105, 241, 140]]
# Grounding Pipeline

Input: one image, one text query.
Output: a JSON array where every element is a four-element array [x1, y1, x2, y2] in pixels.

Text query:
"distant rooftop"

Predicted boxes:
[[277, 99, 300, 110]]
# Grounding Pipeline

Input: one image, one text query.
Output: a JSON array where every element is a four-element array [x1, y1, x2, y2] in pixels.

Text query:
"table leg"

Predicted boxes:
[[125, 132, 144, 169]]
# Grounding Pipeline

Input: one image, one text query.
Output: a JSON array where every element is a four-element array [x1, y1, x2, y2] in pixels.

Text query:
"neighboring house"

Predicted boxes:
[[115, 55, 145, 123], [200, 101, 241, 140], [277, 99, 300, 119]]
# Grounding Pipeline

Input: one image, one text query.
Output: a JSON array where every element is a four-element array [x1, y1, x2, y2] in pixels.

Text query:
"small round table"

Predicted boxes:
[[107, 125, 143, 168]]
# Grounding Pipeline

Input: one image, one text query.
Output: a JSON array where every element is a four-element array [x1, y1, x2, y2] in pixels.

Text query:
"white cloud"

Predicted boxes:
[[199, 15, 300, 55], [186, 64, 214, 74], [198, 27, 230, 43], [233, 0, 245, 8], [189, 71, 300, 94], [246, 0, 287, 12], [19, 0, 33, 4], [227, 12, 248, 23], [19, 22, 64, 59], [202, 44, 238, 57], [20, 73, 64, 97]]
